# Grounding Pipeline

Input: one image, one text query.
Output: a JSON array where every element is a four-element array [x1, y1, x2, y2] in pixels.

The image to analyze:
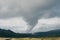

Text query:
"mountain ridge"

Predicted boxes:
[[0, 29, 60, 38]]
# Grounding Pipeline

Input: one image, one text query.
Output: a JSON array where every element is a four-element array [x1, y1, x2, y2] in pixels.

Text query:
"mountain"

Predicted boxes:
[[0, 29, 60, 38], [0, 29, 32, 38], [32, 29, 60, 37]]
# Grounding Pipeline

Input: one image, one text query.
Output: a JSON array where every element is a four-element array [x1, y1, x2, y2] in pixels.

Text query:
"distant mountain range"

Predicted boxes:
[[32, 29, 60, 37], [0, 29, 60, 38]]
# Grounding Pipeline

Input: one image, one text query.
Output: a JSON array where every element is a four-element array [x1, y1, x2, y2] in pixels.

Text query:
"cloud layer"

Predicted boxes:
[[0, 0, 60, 33], [0, 17, 29, 33], [32, 17, 60, 33]]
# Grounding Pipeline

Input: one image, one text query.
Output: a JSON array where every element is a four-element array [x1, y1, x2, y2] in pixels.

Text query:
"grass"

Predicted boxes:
[[0, 37, 60, 40]]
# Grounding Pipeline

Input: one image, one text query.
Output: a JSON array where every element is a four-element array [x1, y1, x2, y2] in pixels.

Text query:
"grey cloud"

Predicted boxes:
[[32, 24, 60, 33], [0, 0, 60, 32]]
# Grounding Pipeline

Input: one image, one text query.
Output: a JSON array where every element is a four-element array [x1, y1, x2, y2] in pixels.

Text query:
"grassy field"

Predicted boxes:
[[0, 37, 60, 40]]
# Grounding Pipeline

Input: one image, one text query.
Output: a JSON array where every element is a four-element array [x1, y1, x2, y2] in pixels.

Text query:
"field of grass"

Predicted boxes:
[[0, 37, 60, 40]]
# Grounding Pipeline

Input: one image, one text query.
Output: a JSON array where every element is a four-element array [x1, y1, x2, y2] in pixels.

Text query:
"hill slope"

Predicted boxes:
[[0, 29, 60, 37]]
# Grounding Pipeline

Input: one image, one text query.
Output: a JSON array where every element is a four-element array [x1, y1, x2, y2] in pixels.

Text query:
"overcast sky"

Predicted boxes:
[[0, 0, 60, 33]]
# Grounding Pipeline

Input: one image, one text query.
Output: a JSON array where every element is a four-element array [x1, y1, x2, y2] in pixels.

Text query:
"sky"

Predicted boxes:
[[0, 0, 60, 33]]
